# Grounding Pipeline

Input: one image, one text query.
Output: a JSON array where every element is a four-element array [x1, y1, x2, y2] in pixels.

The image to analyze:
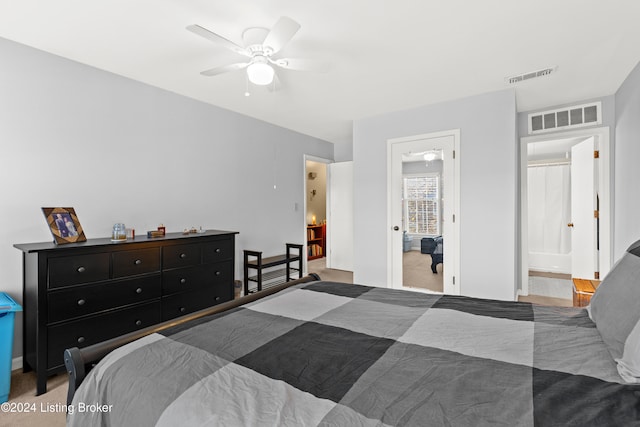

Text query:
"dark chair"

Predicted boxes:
[[421, 237, 443, 273]]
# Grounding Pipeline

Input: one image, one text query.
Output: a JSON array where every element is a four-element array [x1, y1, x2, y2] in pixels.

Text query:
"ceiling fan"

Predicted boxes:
[[186, 16, 328, 88]]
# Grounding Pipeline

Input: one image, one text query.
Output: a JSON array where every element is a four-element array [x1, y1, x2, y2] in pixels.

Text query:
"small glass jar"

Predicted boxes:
[[112, 223, 126, 241]]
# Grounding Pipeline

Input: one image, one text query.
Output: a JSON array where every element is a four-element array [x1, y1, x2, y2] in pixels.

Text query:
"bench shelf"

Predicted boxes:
[[243, 243, 303, 295]]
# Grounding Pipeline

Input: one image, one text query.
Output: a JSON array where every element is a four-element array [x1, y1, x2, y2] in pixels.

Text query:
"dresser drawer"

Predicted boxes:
[[202, 238, 234, 263], [162, 261, 232, 296], [161, 284, 232, 321], [47, 300, 161, 368], [163, 243, 201, 269], [48, 274, 161, 323], [48, 253, 110, 288], [113, 248, 161, 278]]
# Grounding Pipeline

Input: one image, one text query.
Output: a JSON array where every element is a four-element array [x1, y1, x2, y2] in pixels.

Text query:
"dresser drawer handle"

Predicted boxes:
[[180, 253, 187, 259], [77, 299, 86, 306], [215, 271, 221, 276], [77, 266, 86, 273], [179, 307, 186, 313], [135, 320, 142, 326], [180, 278, 187, 284], [215, 248, 221, 253], [136, 288, 143, 294], [134, 259, 142, 265], [77, 336, 85, 344], [215, 296, 220, 301]]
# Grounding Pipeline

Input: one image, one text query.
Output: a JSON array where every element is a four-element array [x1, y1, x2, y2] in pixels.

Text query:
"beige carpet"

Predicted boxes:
[[308, 252, 443, 293], [402, 250, 443, 292], [307, 257, 353, 283], [1, 371, 67, 427], [308, 254, 572, 307]]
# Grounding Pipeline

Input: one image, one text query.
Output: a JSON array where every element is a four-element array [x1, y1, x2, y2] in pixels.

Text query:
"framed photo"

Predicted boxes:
[[42, 207, 87, 244]]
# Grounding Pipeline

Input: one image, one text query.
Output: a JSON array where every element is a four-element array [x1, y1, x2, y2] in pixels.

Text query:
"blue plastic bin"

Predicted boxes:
[[0, 293, 22, 404]]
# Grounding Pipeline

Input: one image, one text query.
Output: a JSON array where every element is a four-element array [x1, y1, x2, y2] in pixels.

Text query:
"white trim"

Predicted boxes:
[[519, 126, 611, 296], [303, 155, 332, 274], [12, 356, 22, 372], [387, 129, 461, 295]]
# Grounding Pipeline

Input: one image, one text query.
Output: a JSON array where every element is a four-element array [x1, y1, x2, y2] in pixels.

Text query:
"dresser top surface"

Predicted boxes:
[[14, 229, 238, 253]]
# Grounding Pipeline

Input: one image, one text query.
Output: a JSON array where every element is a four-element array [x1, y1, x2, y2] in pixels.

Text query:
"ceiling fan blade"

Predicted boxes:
[[263, 17, 300, 54], [200, 62, 249, 77], [272, 58, 329, 73], [186, 24, 250, 57]]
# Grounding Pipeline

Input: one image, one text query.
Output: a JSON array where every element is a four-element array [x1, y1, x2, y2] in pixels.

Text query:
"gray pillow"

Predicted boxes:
[[617, 320, 640, 383], [588, 240, 640, 382]]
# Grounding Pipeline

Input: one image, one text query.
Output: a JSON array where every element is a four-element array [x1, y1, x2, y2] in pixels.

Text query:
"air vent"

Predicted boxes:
[[528, 102, 601, 134], [506, 67, 557, 84]]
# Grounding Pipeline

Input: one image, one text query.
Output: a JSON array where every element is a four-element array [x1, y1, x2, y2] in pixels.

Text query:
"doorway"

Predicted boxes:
[[303, 156, 354, 283], [388, 130, 460, 295], [520, 127, 611, 298], [305, 159, 328, 275]]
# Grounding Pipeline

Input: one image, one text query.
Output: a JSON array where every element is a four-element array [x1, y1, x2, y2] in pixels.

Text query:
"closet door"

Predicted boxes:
[[570, 136, 597, 280]]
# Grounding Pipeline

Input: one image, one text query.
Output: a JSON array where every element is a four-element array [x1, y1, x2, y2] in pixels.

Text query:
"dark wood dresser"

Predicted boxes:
[[14, 229, 237, 395]]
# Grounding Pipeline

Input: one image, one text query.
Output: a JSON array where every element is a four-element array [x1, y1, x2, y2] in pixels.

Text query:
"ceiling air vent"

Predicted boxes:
[[528, 102, 601, 135], [506, 67, 557, 84]]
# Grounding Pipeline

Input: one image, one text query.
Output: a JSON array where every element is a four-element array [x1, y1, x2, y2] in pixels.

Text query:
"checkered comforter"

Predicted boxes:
[[68, 280, 640, 426]]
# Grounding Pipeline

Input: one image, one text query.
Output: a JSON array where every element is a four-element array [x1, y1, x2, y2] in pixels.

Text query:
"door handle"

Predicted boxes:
[[567, 223, 574, 227], [393, 226, 400, 231]]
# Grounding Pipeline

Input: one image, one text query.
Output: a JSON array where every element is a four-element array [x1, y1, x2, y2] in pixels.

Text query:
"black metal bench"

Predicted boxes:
[[243, 243, 303, 295]]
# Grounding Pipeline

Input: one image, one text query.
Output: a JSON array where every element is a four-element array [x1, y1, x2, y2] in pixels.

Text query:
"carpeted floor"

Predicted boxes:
[[309, 253, 572, 307], [401, 250, 443, 292], [1, 370, 67, 427], [307, 252, 444, 293], [307, 257, 353, 283]]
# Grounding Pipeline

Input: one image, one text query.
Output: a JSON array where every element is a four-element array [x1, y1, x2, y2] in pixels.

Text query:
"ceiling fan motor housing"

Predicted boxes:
[[242, 27, 271, 54]]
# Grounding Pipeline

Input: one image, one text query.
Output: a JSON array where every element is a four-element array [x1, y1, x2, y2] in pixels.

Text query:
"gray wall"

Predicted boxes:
[[614, 61, 640, 259], [353, 89, 518, 301], [0, 37, 333, 361]]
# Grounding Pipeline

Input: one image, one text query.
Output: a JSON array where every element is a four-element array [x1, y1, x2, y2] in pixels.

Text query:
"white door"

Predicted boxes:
[[389, 134, 458, 294], [327, 161, 354, 271], [570, 136, 597, 279]]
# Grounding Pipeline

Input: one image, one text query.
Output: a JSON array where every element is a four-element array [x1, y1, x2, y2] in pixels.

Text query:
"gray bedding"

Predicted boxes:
[[68, 280, 640, 426]]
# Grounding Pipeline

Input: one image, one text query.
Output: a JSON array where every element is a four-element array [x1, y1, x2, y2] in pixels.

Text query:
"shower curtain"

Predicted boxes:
[[528, 164, 571, 272]]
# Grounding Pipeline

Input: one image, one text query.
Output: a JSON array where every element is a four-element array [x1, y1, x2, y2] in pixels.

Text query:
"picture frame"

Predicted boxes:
[[42, 207, 87, 244]]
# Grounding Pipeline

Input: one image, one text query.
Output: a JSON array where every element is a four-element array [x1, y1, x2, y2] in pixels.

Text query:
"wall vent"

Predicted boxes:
[[506, 67, 557, 84], [528, 102, 602, 135]]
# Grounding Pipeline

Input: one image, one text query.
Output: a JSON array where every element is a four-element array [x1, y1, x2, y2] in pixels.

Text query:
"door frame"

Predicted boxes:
[[387, 129, 461, 294], [303, 155, 332, 274], [519, 127, 611, 296]]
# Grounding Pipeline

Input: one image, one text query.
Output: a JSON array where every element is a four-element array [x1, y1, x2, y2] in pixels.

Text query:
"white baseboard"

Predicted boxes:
[[11, 357, 22, 372]]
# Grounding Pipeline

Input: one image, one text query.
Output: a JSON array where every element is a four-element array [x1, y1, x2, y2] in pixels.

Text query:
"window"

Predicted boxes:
[[403, 175, 440, 235]]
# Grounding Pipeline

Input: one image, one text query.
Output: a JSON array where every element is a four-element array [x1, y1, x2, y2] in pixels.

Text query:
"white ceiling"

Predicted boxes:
[[1, 1, 639, 146]]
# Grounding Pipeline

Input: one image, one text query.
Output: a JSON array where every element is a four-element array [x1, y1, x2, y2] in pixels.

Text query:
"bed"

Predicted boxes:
[[65, 244, 640, 426]]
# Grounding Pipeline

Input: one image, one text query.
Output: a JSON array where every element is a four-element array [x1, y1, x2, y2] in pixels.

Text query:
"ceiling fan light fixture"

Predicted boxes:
[[424, 152, 437, 162], [247, 57, 274, 86]]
